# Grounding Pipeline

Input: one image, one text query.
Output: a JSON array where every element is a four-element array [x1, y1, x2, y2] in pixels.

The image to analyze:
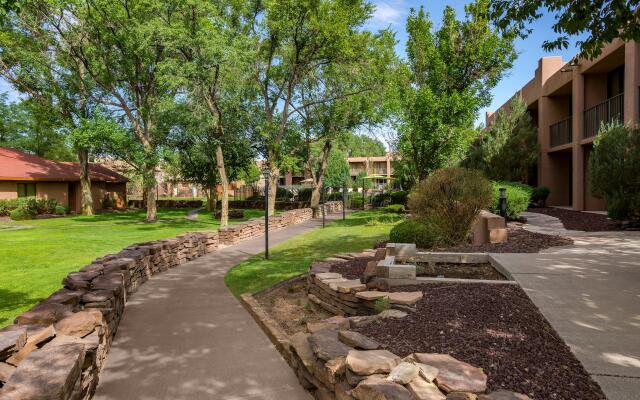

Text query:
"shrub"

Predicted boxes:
[[54, 205, 67, 215], [0, 199, 21, 216], [371, 192, 391, 207], [490, 181, 532, 219], [327, 191, 344, 201], [276, 187, 292, 200], [373, 297, 390, 314], [588, 123, 640, 221], [389, 190, 409, 205], [531, 186, 550, 207], [408, 168, 492, 246], [10, 207, 35, 221], [389, 219, 438, 248], [101, 195, 115, 209], [36, 198, 59, 214], [385, 204, 405, 213], [296, 188, 313, 201]]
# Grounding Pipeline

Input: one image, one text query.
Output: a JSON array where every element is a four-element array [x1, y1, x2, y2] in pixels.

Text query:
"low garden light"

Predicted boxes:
[[498, 187, 507, 218], [262, 167, 270, 259]]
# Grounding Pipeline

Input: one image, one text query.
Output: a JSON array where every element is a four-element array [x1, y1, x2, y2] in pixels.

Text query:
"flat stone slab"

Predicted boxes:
[[14, 302, 73, 325], [308, 329, 352, 361], [388, 292, 423, 305], [387, 362, 420, 384], [0, 362, 16, 383], [346, 349, 401, 375], [407, 377, 447, 400], [352, 376, 414, 400], [316, 272, 343, 280], [376, 264, 417, 279], [379, 309, 407, 318], [1, 343, 85, 400], [0, 327, 27, 359], [414, 353, 487, 394], [290, 332, 314, 369], [330, 280, 366, 293], [356, 291, 390, 301], [54, 311, 97, 338], [338, 330, 380, 350], [307, 316, 350, 333]]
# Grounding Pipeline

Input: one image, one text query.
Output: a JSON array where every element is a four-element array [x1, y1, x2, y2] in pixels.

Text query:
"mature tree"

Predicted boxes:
[[159, 0, 255, 226], [0, 4, 96, 213], [323, 149, 350, 190], [490, 0, 640, 59], [396, 1, 516, 185], [293, 30, 396, 207], [463, 95, 538, 183], [252, 0, 376, 215], [27, 0, 176, 222], [342, 132, 387, 157]]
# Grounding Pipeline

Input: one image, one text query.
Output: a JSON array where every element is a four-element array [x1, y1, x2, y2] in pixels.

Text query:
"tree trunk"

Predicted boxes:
[[215, 144, 229, 227], [144, 165, 157, 222], [267, 166, 278, 216], [77, 148, 93, 215], [310, 142, 332, 208], [207, 183, 217, 212]]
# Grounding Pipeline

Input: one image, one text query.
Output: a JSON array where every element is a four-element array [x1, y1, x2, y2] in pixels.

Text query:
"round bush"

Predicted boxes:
[[385, 204, 405, 213], [54, 205, 67, 215], [389, 219, 437, 248], [10, 207, 35, 221], [296, 188, 313, 201], [276, 187, 292, 200], [408, 168, 493, 246], [531, 186, 550, 206], [490, 181, 532, 219], [327, 192, 344, 201], [389, 190, 409, 205]]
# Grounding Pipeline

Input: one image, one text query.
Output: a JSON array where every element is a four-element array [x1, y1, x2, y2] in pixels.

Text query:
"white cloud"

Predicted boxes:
[[371, 1, 406, 25]]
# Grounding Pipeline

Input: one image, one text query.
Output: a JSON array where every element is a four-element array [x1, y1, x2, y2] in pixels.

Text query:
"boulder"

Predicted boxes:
[[415, 363, 439, 383], [335, 381, 355, 400], [6, 325, 56, 366], [347, 315, 378, 329], [0, 327, 27, 359], [1, 343, 85, 400], [361, 261, 378, 284], [290, 332, 315, 370], [352, 376, 414, 400], [346, 350, 400, 375], [379, 309, 407, 319], [478, 390, 532, 400], [14, 302, 73, 325], [307, 316, 350, 334], [387, 362, 419, 385], [308, 329, 352, 361], [446, 394, 477, 400], [407, 378, 446, 400], [54, 312, 97, 338], [338, 331, 380, 350], [413, 353, 487, 394]]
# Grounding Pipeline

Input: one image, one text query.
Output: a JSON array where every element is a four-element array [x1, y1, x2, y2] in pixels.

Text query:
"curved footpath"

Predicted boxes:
[[494, 212, 640, 400], [93, 215, 347, 400]]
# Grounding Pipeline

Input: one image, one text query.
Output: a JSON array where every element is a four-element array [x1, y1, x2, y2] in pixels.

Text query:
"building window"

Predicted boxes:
[[17, 183, 36, 198]]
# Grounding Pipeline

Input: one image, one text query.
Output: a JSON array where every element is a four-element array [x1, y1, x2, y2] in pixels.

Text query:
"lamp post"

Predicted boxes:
[[262, 167, 270, 259], [498, 187, 507, 219]]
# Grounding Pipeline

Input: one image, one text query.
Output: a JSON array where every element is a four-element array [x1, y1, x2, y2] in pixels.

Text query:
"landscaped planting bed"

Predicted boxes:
[[353, 283, 606, 400], [436, 223, 573, 253], [529, 207, 622, 231], [415, 262, 507, 280]]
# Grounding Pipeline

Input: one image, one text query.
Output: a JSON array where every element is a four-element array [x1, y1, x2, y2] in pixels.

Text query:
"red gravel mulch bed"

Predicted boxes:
[[329, 256, 375, 280], [529, 207, 621, 232], [434, 224, 573, 253], [354, 284, 606, 400]]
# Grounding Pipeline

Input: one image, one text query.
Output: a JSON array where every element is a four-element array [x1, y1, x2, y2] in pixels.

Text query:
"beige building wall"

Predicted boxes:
[[36, 182, 69, 206], [0, 182, 18, 200]]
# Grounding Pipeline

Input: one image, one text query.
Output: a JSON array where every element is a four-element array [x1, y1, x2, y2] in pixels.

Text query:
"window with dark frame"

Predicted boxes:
[[17, 183, 36, 198]]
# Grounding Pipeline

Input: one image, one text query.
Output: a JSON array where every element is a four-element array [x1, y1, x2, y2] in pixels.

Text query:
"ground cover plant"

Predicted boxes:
[[0, 208, 264, 327], [224, 210, 401, 297]]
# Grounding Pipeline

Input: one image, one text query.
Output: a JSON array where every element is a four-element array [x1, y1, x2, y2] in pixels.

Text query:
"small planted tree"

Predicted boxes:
[[588, 123, 640, 221], [408, 168, 492, 246]]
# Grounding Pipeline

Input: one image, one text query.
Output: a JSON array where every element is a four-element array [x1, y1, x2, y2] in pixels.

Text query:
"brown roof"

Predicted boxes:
[[0, 147, 129, 183]]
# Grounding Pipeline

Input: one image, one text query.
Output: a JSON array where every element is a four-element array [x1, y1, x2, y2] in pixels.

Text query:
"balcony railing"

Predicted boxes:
[[550, 117, 573, 147], [583, 92, 624, 139]]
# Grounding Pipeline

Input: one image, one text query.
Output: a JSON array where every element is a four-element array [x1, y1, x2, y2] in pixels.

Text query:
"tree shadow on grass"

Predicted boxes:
[[0, 288, 45, 327]]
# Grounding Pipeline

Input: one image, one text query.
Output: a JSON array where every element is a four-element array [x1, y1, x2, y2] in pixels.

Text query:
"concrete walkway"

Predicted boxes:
[[93, 215, 346, 400], [493, 212, 640, 400]]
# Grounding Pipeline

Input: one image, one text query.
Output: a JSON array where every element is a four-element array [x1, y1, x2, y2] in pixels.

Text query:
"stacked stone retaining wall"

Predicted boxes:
[[0, 203, 342, 400]]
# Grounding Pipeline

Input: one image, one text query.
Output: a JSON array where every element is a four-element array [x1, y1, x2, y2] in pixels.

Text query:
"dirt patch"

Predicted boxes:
[[529, 207, 621, 231], [434, 224, 573, 253], [255, 279, 331, 335], [354, 284, 606, 400], [416, 262, 507, 280]]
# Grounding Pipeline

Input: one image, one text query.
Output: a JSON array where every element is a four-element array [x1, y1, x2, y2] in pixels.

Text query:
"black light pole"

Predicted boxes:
[[342, 184, 347, 220], [498, 187, 507, 219], [262, 168, 270, 259]]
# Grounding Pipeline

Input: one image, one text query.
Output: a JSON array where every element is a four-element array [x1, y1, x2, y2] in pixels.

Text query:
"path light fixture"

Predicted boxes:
[[499, 187, 508, 219], [262, 167, 270, 259]]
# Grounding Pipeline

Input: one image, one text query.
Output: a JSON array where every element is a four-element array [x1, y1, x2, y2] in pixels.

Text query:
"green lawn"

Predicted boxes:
[[0, 208, 265, 327], [224, 210, 403, 297]]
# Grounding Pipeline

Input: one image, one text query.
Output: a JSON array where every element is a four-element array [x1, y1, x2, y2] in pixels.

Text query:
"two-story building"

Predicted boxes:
[[347, 153, 397, 189], [487, 39, 639, 211]]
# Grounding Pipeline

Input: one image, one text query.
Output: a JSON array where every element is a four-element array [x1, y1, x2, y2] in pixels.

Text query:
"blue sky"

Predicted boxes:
[[364, 0, 585, 126], [1, 0, 584, 129]]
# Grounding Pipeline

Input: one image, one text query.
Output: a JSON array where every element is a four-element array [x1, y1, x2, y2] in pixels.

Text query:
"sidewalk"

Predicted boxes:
[[493, 212, 640, 400], [93, 215, 346, 400]]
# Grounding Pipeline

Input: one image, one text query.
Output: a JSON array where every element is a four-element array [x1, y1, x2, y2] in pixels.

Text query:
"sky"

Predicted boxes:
[[0, 0, 585, 130]]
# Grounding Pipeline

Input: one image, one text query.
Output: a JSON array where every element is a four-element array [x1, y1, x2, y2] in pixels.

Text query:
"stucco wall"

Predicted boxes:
[[0, 182, 18, 200], [36, 182, 69, 206]]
